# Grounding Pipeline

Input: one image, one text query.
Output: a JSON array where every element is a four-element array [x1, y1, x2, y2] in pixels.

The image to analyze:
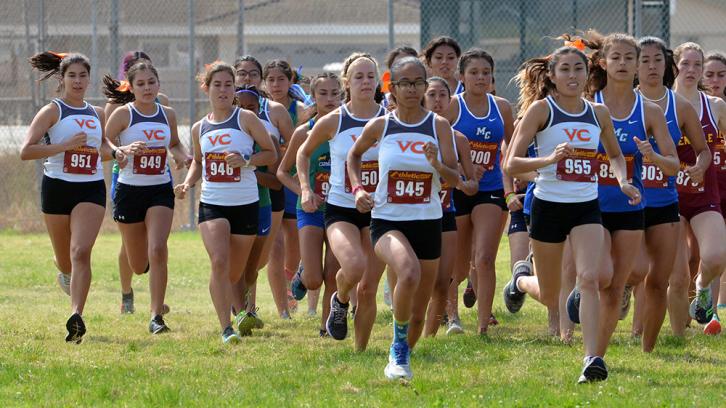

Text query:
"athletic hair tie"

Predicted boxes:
[[116, 80, 131, 92], [564, 39, 586, 51], [49, 51, 68, 59], [235, 88, 260, 97]]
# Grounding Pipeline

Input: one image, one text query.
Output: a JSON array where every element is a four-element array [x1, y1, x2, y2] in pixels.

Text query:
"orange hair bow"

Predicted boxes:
[[49, 51, 68, 59], [381, 71, 392, 93], [564, 39, 586, 51], [205, 60, 224, 71], [116, 80, 131, 92]]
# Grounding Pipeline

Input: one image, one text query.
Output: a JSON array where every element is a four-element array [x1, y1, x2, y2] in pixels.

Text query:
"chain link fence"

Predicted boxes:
[[0, 0, 723, 231]]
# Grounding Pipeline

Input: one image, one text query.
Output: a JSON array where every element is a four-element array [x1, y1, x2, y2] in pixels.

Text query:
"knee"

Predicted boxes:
[[644, 275, 668, 294], [148, 243, 168, 262], [70, 244, 92, 264], [396, 267, 421, 289], [578, 270, 601, 292], [701, 247, 726, 274], [357, 280, 378, 302], [342, 255, 367, 280], [210, 256, 228, 275], [474, 251, 496, 271]]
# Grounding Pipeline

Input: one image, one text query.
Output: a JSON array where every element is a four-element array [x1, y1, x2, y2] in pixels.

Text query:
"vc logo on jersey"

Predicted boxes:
[[476, 127, 492, 138], [564, 128, 591, 142], [208, 133, 231, 146], [397, 140, 426, 154], [74, 119, 97, 129], [143, 129, 166, 141]]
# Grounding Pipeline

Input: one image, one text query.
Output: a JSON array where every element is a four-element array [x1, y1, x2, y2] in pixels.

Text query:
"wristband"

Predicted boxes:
[[505, 192, 516, 205], [111, 148, 118, 160], [352, 185, 365, 195]]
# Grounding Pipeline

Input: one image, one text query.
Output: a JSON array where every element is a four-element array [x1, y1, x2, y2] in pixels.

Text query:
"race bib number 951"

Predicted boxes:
[[63, 145, 98, 175]]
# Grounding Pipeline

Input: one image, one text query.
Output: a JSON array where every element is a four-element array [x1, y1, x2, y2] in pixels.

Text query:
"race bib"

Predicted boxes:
[[597, 154, 634, 186], [713, 139, 726, 171], [387, 170, 433, 204], [556, 148, 597, 182], [469, 141, 498, 170], [133, 147, 167, 175], [641, 157, 667, 189], [63, 146, 98, 175], [314, 172, 330, 198], [205, 152, 240, 182], [675, 163, 704, 194], [345, 161, 379, 193], [439, 178, 452, 210]]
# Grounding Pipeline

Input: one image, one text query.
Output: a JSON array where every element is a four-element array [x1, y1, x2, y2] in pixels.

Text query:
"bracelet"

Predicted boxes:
[[111, 148, 118, 160], [505, 192, 516, 205], [352, 185, 365, 195]]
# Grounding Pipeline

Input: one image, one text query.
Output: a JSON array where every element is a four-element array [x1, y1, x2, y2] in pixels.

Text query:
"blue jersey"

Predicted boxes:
[[452, 93, 505, 192], [641, 89, 680, 208], [595, 91, 645, 212], [522, 144, 536, 216]]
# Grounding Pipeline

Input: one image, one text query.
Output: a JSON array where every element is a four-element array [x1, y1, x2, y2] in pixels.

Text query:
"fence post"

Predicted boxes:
[[387, 0, 394, 50], [109, 0, 119, 75], [91, 0, 98, 98], [237, 0, 245, 57], [187, 0, 196, 230]]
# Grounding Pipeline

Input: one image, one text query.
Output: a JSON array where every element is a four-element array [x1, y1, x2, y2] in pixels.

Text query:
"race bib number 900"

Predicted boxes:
[[469, 141, 498, 170], [387, 170, 433, 204], [345, 161, 379, 193], [63, 145, 98, 175], [556, 148, 597, 182], [133, 147, 167, 175]]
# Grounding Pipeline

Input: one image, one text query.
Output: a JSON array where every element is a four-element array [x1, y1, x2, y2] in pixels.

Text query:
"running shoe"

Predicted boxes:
[[326, 291, 349, 340], [235, 311, 256, 337], [307, 308, 317, 317], [619, 285, 633, 321], [149, 315, 170, 334], [567, 287, 581, 324], [441, 314, 448, 327], [463, 280, 476, 308], [689, 288, 714, 325], [384, 342, 412, 380], [221, 326, 241, 344], [383, 279, 392, 307], [65, 313, 86, 344], [280, 310, 292, 320], [578, 356, 608, 384], [446, 317, 464, 335], [121, 290, 135, 314], [250, 308, 264, 329], [290, 265, 307, 301], [703, 315, 722, 336], [287, 289, 298, 313], [489, 314, 499, 326], [503, 259, 533, 313], [57, 272, 71, 296]]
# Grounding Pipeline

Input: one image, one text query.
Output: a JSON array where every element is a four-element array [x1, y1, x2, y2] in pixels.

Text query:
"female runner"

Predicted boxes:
[[422, 36, 464, 95]]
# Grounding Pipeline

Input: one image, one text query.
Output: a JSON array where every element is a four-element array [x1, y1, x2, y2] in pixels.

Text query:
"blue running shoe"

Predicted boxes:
[[291, 264, 307, 301], [578, 356, 608, 384], [325, 292, 349, 340], [567, 287, 581, 324], [689, 288, 714, 325], [384, 342, 412, 380]]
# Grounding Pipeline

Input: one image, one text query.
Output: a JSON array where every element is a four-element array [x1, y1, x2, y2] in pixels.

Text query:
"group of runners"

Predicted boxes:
[[21, 31, 726, 383]]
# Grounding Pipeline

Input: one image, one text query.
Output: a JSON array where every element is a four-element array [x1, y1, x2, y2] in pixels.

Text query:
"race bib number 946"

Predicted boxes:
[[205, 152, 240, 182]]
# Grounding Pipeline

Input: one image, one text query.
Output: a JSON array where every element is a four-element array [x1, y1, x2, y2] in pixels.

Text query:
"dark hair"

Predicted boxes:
[[422, 36, 461, 66], [427, 76, 452, 96], [340, 52, 380, 103], [514, 45, 589, 113], [234, 55, 263, 75], [388, 56, 428, 105], [235, 84, 261, 111], [583, 31, 639, 96], [119, 50, 151, 79], [103, 61, 159, 104], [28, 51, 91, 92], [385, 46, 419, 69], [705, 51, 726, 97], [301, 72, 342, 120], [197, 61, 235, 89], [263, 59, 304, 103], [638, 36, 678, 88], [458, 48, 495, 75]]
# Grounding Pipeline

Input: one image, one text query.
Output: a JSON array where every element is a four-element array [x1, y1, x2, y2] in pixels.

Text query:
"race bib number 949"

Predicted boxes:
[[133, 147, 167, 175]]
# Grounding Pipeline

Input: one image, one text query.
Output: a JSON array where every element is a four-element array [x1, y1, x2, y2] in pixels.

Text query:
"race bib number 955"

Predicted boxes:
[[556, 148, 597, 182]]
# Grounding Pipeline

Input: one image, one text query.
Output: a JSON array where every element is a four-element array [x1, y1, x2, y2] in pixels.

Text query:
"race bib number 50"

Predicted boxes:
[[63, 145, 98, 175], [387, 170, 433, 204], [556, 148, 597, 182], [205, 152, 240, 182], [133, 147, 167, 175], [345, 161, 379, 193]]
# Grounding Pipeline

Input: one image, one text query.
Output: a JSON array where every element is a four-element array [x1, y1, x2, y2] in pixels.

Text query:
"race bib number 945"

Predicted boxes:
[[345, 161, 379, 193], [63, 146, 98, 175], [133, 147, 166, 175], [387, 170, 433, 204], [556, 148, 597, 182]]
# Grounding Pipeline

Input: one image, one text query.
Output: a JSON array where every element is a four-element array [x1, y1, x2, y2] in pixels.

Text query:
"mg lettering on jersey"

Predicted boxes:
[[143, 129, 166, 141], [208, 133, 231, 146], [397, 140, 426, 154], [564, 128, 591, 142], [74, 119, 97, 129], [476, 127, 492, 138]]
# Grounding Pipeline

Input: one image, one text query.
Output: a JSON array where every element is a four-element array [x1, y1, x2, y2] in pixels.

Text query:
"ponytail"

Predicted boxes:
[[581, 31, 639, 97], [103, 61, 159, 104], [514, 56, 556, 114], [28, 51, 91, 91]]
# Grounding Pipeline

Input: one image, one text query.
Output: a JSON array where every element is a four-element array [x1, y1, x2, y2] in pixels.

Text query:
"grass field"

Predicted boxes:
[[1, 231, 725, 407]]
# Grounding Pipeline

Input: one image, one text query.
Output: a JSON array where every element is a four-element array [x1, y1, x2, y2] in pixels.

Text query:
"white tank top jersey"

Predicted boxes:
[[258, 98, 282, 144], [533, 96, 601, 203], [43, 98, 104, 182], [199, 108, 258, 206], [326, 104, 385, 208], [372, 111, 442, 221], [117, 103, 172, 186]]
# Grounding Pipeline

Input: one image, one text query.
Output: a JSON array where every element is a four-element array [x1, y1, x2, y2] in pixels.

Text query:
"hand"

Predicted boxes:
[[620, 183, 642, 206], [424, 142, 440, 168], [300, 187, 323, 213], [184, 155, 193, 168], [473, 165, 485, 181], [685, 164, 706, 184], [354, 189, 374, 213], [123, 141, 147, 155], [458, 178, 479, 196], [64, 132, 87, 150], [506, 193, 524, 212], [633, 137, 655, 160], [224, 151, 245, 168], [513, 178, 525, 192], [173, 183, 190, 199], [548, 142, 574, 165], [115, 150, 128, 169]]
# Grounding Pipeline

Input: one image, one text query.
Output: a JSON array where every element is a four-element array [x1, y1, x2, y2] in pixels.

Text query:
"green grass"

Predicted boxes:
[[0, 231, 724, 407]]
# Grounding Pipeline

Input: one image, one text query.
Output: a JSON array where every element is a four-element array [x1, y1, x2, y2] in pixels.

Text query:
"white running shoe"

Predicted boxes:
[[446, 318, 464, 335], [384, 342, 412, 380], [57, 272, 71, 296]]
